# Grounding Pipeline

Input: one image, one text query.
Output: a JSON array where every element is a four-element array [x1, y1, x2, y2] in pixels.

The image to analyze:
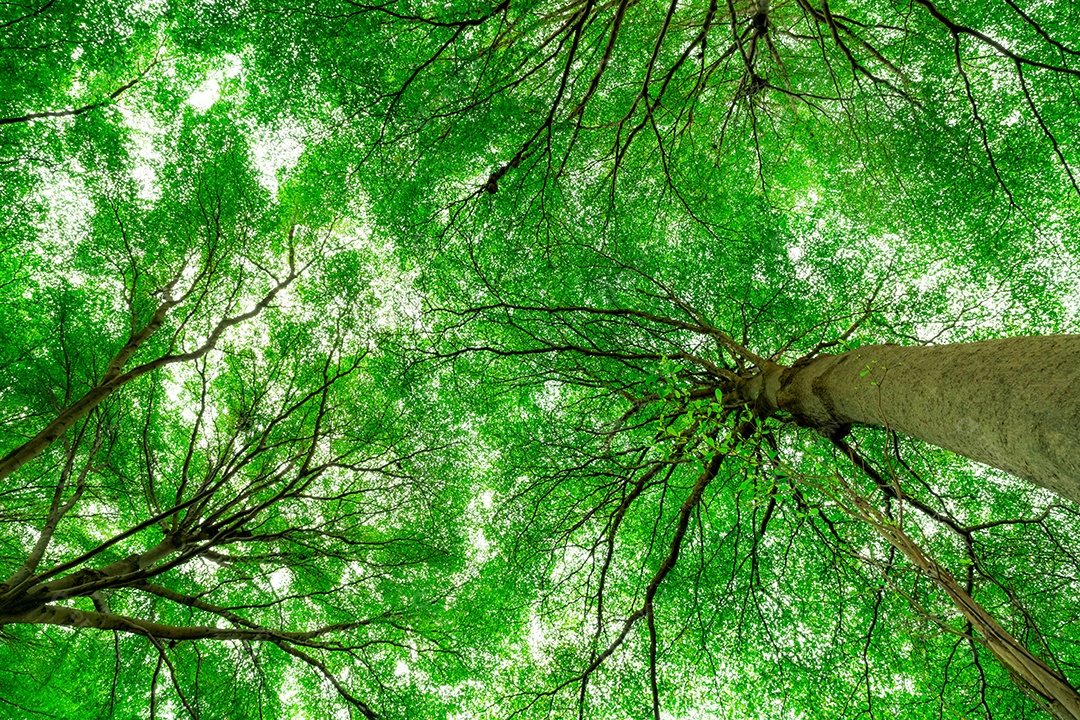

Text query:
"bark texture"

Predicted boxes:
[[762, 335, 1080, 503]]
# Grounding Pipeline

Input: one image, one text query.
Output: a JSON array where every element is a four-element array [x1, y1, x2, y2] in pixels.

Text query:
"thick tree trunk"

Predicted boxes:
[[757, 335, 1080, 503]]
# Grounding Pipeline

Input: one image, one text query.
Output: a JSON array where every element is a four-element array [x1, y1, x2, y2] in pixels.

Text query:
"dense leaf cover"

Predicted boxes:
[[1, 0, 1079, 718]]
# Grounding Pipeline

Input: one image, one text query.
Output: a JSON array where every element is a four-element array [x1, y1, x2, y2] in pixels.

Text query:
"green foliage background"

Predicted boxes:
[[1, 0, 1079, 717]]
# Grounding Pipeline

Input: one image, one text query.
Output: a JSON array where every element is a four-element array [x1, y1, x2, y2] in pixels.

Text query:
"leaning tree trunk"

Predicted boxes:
[[753, 335, 1080, 504], [832, 470, 1080, 720]]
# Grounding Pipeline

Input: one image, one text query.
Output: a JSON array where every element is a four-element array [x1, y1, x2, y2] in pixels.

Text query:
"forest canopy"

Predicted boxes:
[[1, 0, 1079, 718]]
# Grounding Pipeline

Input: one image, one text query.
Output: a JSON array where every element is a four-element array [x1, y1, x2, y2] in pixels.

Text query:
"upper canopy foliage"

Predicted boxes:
[[1, 0, 1079, 718]]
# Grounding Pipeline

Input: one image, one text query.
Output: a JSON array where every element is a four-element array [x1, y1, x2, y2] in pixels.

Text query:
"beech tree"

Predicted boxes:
[[358, 0, 1080, 711], [423, 278, 1080, 718], [2, 0, 1079, 718]]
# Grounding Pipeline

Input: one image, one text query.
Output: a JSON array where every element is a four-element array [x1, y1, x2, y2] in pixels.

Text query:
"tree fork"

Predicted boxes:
[[0, 264, 297, 484]]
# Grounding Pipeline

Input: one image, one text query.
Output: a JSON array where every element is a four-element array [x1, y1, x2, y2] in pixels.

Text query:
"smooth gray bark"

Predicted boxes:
[[758, 335, 1080, 503]]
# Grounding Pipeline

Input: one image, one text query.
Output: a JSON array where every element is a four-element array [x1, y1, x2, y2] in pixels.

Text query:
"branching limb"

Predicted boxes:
[[275, 641, 380, 720], [0, 52, 162, 126], [0, 246, 299, 484]]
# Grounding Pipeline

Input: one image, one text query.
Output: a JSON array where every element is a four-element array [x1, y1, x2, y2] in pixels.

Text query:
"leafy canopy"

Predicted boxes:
[[1, 0, 1079, 718]]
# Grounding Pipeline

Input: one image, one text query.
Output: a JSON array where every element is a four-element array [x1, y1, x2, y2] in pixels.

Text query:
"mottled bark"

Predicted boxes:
[[758, 335, 1080, 503]]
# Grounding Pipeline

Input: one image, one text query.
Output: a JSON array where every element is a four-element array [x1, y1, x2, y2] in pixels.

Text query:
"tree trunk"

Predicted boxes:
[[832, 471, 1080, 720], [756, 335, 1080, 503]]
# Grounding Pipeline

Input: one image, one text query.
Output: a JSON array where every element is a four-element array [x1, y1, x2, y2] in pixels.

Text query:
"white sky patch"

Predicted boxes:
[[526, 612, 553, 666], [119, 104, 167, 201], [534, 380, 563, 412], [276, 672, 304, 716], [9, 522, 40, 550], [785, 240, 812, 282], [130, 0, 168, 19], [792, 187, 821, 214], [269, 567, 293, 591], [249, 123, 306, 195], [547, 545, 590, 588], [465, 491, 496, 567], [187, 55, 242, 111], [1030, 232, 1080, 327], [444, 488, 498, 596], [188, 78, 221, 111], [32, 165, 93, 277], [163, 361, 220, 427], [79, 502, 122, 543], [371, 266, 423, 331], [130, 164, 159, 201], [468, 527, 491, 562]]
